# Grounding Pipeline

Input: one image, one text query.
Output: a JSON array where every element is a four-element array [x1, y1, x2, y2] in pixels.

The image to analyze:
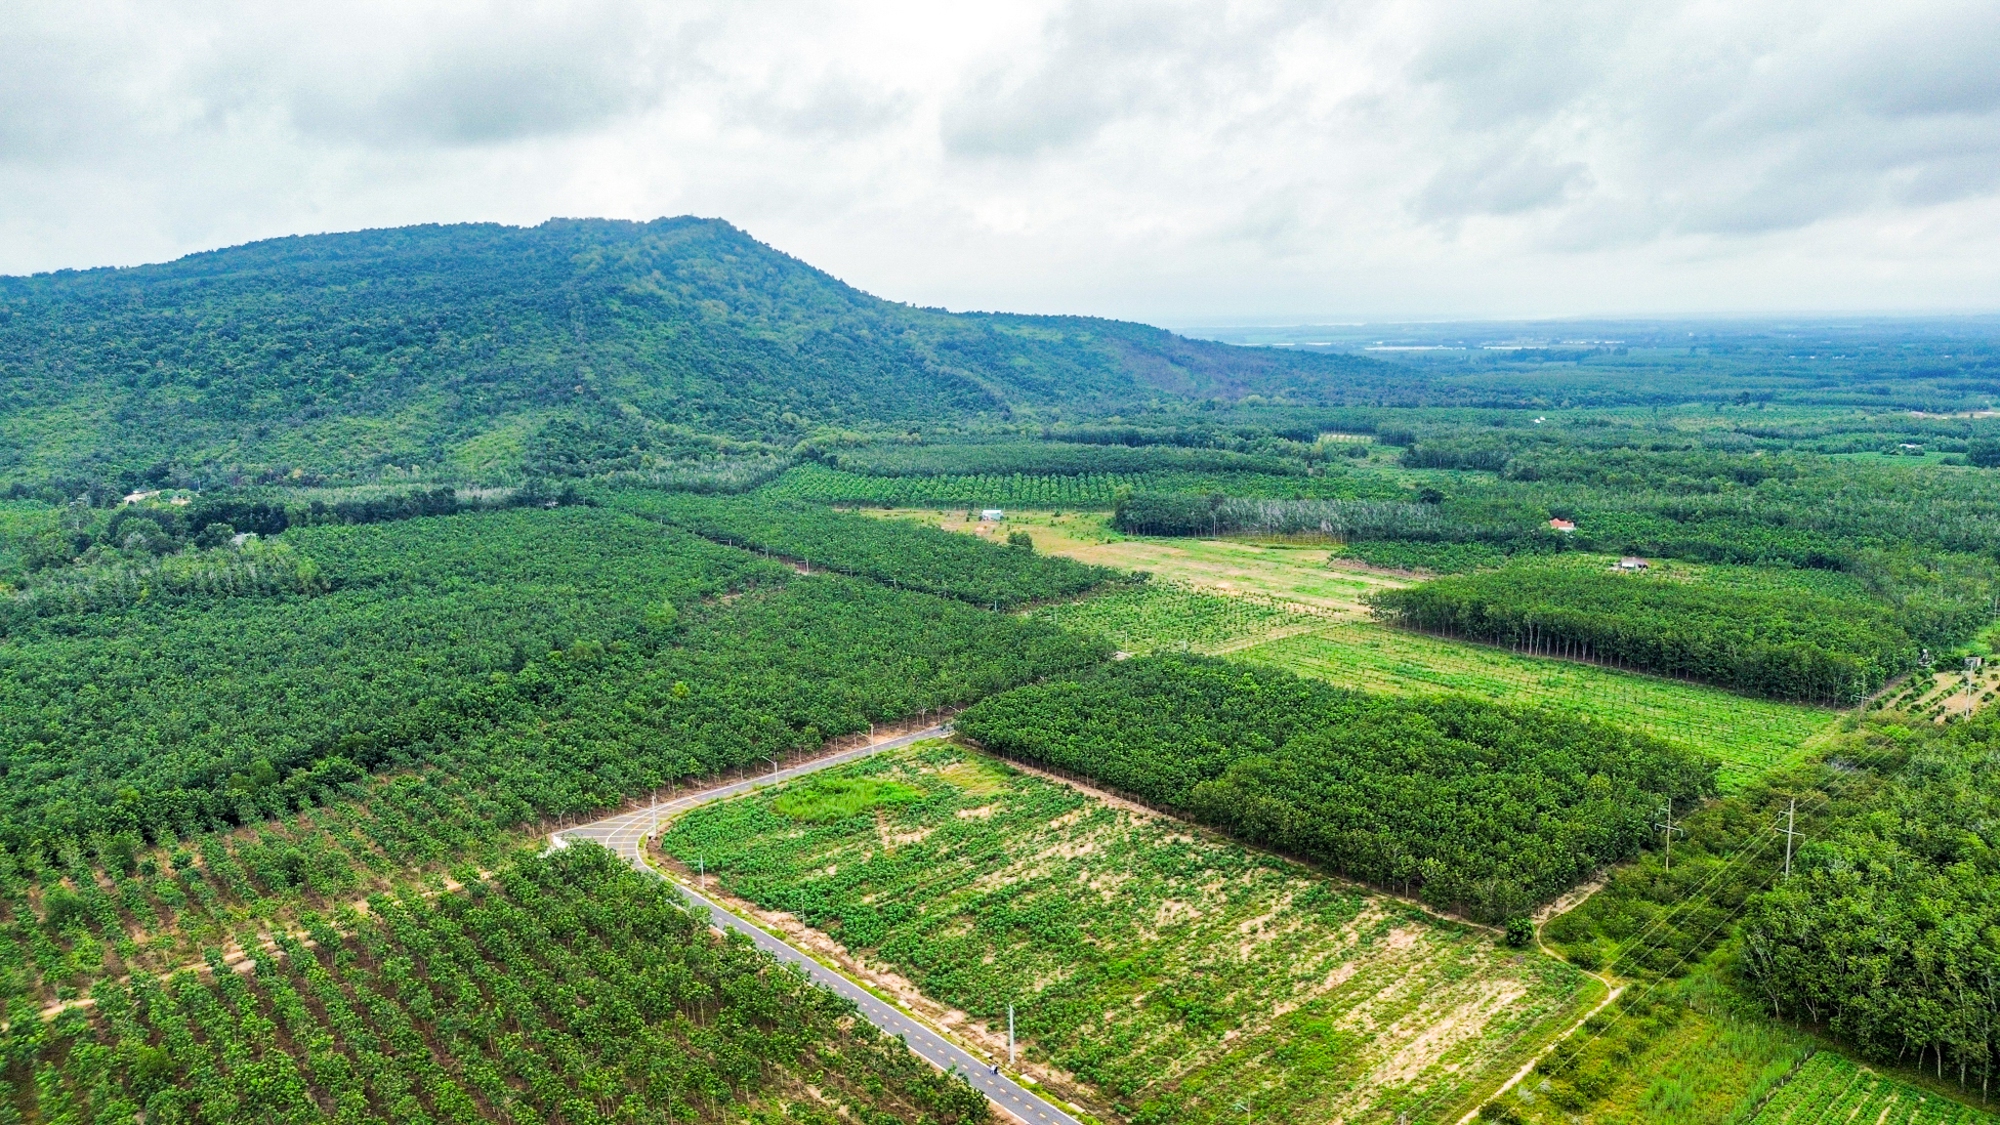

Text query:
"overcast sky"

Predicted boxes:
[[4, 0, 1998, 322]]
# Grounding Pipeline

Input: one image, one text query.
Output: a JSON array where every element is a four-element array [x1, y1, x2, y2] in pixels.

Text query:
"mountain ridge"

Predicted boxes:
[[0, 216, 1391, 487]]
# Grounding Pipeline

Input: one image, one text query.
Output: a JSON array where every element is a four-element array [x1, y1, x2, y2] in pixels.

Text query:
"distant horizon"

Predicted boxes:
[[10, 213, 2000, 333], [4, 3, 1997, 320]]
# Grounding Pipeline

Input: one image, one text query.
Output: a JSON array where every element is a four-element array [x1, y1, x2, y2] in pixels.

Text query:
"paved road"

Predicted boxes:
[[555, 726, 1082, 1125]]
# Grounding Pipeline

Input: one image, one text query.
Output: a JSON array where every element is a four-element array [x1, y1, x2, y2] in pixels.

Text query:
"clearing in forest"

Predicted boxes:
[[657, 742, 1598, 1125], [1239, 625, 1832, 789], [1023, 580, 1322, 655], [862, 508, 1401, 614]]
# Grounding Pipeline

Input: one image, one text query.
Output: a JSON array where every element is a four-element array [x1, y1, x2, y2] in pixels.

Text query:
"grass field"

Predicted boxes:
[[1747, 1051, 1994, 1124], [1238, 624, 1834, 788], [1494, 965, 1812, 1125], [864, 508, 1403, 615], [1024, 581, 1322, 655], [657, 742, 1598, 1125]]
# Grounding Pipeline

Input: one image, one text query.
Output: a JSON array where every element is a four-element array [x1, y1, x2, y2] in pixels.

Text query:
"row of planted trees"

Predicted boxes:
[[2, 845, 991, 1124]]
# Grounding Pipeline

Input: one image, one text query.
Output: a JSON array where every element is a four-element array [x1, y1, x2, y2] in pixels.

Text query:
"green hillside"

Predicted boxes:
[[0, 217, 1389, 488]]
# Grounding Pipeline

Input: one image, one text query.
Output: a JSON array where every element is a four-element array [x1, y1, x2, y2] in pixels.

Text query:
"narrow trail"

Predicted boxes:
[[1453, 879, 1625, 1124], [555, 725, 1083, 1125]]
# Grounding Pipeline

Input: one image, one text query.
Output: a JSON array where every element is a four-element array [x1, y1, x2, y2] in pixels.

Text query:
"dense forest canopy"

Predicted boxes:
[[1368, 560, 1924, 704], [0, 506, 1102, 859], [1740, 711, 2000, 1093]]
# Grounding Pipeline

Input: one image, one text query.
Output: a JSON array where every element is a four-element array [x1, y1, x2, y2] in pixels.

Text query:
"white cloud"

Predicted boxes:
[[1, 0, 1997, 318]]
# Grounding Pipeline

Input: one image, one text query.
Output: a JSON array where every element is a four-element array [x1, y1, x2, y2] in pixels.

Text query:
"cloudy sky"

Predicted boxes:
[[4, 0, 1998, 321]]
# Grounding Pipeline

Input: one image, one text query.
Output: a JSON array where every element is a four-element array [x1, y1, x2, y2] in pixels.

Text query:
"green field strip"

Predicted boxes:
[[1236, 623, 1837, 789], [1749, 1052, 1996, 1124]]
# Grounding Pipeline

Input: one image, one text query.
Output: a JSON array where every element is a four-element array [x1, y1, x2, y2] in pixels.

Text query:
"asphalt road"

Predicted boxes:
[[555, 726, 1082, 1125]]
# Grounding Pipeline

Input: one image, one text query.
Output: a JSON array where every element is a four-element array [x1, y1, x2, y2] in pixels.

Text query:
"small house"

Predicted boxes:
[[1549, 518, 1577, 533], [980, 509, 1005, 521], [1617, 556, 1649, 571]]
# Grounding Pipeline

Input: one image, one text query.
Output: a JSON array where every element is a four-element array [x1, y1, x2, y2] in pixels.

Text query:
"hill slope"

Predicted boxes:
[[0, 217, 1391, 487]]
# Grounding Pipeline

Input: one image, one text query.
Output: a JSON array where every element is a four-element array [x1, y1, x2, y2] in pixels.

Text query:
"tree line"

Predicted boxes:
[[955, 654, 1715, 923], [1740, 711, 2000, 1098], [1369, 563, 1915, 704], [602, 491, 1124, 609]]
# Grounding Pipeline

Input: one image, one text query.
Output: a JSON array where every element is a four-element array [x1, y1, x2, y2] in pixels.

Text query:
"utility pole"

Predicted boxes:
[[1775, 798, 1804, 878], [698, 857, 705, 890], [1656, 800, 1686, 872], [1007, 1004, 1015, 1068]]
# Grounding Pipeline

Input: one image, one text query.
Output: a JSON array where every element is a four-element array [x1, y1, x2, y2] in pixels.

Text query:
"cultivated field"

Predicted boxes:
[[657, 742, 1598, 1125], [1239, 625, 1833, 788], [1748, 1051, 1992, 1125]]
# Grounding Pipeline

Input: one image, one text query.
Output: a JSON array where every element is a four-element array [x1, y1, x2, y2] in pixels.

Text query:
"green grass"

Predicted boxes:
[[1023, 581, 1317, 654], [1748, 1050, 1994, 1124], [1489, 960, 1812, 1125], [1238, 624, 1835, 789], [770, 776, 922, 822], [661, 741, 1597, 1125]]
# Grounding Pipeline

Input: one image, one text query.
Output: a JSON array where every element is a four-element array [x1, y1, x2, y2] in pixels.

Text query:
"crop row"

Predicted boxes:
[[662, 743, 1591, 1125], [1750, 1052, 1985, 1124], [1239, 624, 1829, 789], [1024, 581, 1316, 654]]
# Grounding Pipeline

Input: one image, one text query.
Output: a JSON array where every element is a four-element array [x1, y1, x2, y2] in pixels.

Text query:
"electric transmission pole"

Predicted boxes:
[[1775, 797, 1804, 878], [1008, 1004, 1015, 1068], [1656, 799, 1687, 872]]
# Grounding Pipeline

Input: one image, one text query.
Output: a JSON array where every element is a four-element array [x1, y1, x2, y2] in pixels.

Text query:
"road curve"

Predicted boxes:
[[554, 726, 1083, 1125]]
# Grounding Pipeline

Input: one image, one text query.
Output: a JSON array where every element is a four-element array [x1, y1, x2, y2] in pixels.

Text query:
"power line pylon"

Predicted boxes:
[[1656, 799, 1687, 872], [1774, 797, 1804, 878]]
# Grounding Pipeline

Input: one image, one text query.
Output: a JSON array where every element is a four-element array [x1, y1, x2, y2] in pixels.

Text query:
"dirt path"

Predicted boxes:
[[1454, 876, 1625, 1123]]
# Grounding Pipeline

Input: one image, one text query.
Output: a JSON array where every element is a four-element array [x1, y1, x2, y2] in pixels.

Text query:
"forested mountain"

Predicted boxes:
[[0, 217, 1389, 488]]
